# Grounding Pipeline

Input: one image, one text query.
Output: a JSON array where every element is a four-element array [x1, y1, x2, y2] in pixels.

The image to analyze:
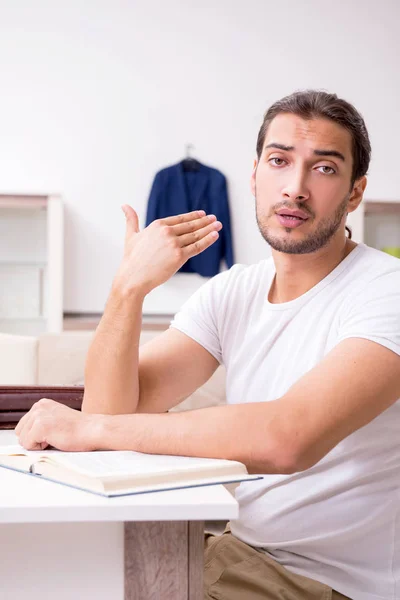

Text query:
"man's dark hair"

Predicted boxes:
[[256, 90, 372, 239]]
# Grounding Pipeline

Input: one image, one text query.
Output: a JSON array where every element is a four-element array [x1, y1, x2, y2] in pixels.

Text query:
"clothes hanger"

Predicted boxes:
[[181, 143, 201, 172]]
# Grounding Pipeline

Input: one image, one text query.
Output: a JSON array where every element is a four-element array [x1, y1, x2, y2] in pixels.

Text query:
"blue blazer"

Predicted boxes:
[[145, 161, 234, 277]]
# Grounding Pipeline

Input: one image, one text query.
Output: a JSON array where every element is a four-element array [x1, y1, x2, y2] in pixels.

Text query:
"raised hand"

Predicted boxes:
[[113, 206, 223, 296]]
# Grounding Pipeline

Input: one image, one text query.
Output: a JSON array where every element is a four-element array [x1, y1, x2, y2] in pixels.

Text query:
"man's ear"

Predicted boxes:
[[348, 176, 367, 214], [250, 158, 258, 197]]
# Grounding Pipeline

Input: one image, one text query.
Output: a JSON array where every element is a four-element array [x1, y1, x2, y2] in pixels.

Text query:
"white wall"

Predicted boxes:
[[0, 0, 399, 314]]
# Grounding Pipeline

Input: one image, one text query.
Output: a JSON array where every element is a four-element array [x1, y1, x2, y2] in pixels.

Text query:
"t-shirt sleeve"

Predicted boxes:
[[336, 269, 400, 356], [170, 270, 233, 364]]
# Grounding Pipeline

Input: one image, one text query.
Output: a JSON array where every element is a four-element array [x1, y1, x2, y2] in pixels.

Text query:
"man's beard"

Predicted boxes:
[[255, 193, 350, 255]]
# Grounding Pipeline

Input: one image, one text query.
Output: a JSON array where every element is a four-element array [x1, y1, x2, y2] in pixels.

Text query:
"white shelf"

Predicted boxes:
[[347, 199, 400, 250], [0, 194, 64, 335], [0, 317, 46, 322], [364, 201, 400, 214], [0, 195, 47, 209], [0, 262, 47, 267], [0, 318, 47, 336]]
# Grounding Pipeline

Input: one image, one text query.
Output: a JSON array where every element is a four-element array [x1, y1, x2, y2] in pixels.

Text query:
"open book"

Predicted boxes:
[[0, 445, 262, 497]]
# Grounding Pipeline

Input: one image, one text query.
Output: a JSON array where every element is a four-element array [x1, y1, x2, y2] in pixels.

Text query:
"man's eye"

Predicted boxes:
[[269, 157, 285, 166], [317, 165, 336, 175]]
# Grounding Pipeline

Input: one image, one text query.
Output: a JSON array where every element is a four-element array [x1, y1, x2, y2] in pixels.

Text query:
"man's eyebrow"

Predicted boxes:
[[265, 143, 346, 162], [313, 149, 346, 162], [265, 143, 294, 151]]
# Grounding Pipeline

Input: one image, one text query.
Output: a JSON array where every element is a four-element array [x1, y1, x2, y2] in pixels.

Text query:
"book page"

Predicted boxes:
[[44, 451, 245, 478], [0, 444, 247, 479], [0, 444, 44, 473], [0, 444, 30, 456], [0, 444, 60, 458]]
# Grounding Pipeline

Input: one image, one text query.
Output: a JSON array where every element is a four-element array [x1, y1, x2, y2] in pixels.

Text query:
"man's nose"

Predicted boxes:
[[281, 169, 310, 201]]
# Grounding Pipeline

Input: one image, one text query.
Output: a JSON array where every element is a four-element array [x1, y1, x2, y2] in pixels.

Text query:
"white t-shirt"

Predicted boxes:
[[170, 243, 400, 600]]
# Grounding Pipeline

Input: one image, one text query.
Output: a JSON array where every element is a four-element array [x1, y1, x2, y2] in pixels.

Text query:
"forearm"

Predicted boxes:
[[96, 402, 297, 474], [82, 285, 145, 415]]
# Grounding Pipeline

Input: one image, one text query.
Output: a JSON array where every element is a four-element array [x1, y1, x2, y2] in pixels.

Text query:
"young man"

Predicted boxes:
[[16, 91, 400, 600]]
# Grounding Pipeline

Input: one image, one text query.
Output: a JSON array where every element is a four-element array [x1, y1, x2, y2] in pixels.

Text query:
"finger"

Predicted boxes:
[[22, 422, 46, 451], [33, 441, 49, 451], [182, 230, 220, 259], [179, 221, 222, 248], [159, 210, 206, 226], [15, 399, 46, 444], [17, 415, 36, 449], [25, 440, 47, 452], [15, 410, 34, 437], [122, 205, 139, 245], [171, 214, 217, 236]]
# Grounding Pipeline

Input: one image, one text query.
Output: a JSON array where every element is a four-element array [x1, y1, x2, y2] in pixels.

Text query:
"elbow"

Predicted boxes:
[[257, 403, 323, 474], [260, 431, 314, 475], [274, 437, 319, 474], [271, 446, 302, 475]]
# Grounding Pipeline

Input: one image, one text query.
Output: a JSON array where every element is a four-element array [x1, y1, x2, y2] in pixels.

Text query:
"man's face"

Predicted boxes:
[[251, 113, 360, 254]]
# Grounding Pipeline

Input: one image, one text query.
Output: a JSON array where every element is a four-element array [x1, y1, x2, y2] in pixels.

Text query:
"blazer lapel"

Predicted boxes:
[[175, 162, 190, 214], [177, 161, 209, 212], [192, 164, 208, 210]]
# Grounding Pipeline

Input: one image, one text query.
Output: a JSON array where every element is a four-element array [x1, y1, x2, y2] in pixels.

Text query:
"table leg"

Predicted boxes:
[[125, 520, 204, 600]]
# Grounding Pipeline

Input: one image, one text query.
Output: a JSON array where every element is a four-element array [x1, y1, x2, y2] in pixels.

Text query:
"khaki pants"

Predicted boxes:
[[204, 527, 351, 600]]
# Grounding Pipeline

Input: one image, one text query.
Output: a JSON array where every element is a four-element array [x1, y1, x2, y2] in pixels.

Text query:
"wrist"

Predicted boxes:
[[84, 414, 110, 451], [89, 413, 144, 452], [110, 277, 147, 305]]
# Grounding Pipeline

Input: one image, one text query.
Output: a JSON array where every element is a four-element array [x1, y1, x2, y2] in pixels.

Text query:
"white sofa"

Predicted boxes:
[[0, 330, 226, 412]]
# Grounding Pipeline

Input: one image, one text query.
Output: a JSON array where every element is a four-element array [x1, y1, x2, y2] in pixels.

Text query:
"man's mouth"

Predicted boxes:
[[276, 209, 309, 220], [280, 215, 304, 221], [276, 213, 309, 228]]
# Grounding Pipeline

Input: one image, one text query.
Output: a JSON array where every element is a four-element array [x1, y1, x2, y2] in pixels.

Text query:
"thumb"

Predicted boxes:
[[122, 205, 140, 241]]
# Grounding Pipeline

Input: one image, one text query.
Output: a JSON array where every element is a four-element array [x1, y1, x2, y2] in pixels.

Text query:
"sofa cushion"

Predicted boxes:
[[139, 329, 226, 411], [170, 366, 226, 412], [38, 331, 95, 385], [0, 333, 38, 385]]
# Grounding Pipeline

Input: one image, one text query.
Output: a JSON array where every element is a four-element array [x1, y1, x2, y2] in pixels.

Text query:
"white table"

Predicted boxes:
[[0, 431, 238, 600]]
